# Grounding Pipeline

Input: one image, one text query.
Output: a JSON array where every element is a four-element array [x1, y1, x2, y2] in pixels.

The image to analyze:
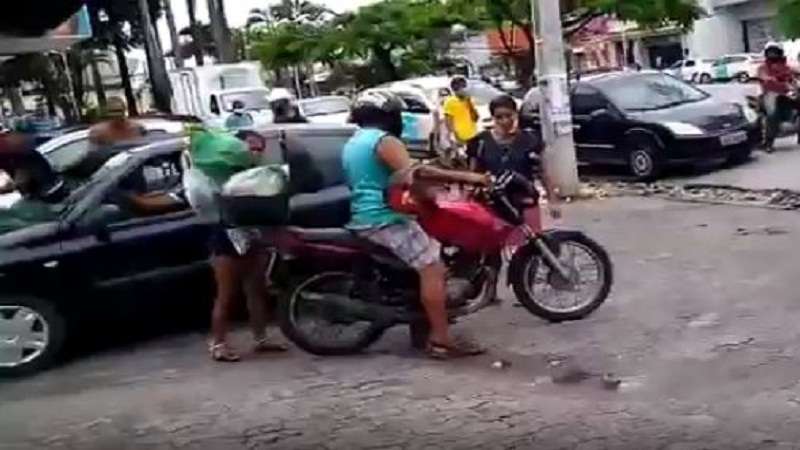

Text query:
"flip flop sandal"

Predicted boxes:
[[253, 339, 289, 353], [209, 342, 241, 362], [426, 340, 486, 360]]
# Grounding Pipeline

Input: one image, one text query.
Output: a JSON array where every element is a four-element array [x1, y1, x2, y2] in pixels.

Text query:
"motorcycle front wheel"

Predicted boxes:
[[509, 233, 613, 322], [278, 272, 388, 356]]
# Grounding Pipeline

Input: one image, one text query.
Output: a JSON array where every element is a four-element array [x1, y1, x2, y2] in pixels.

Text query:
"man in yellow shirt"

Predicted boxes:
[[443, 76, 480, 146]]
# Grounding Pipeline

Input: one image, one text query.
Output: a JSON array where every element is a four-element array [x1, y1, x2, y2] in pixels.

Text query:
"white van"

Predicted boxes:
[[170, 62, 273, 127]]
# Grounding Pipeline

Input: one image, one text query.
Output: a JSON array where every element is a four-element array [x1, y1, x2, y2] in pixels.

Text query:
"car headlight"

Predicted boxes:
[[741, 105, 759, 124], [662, 122, 706, 137]]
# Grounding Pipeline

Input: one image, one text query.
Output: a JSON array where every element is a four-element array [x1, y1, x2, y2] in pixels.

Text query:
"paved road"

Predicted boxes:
[[5, 197, 800, 449]]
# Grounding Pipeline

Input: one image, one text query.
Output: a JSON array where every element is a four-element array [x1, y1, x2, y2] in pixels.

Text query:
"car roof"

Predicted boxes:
[[37, 119, 187, 154], [213, 87, 270, 95], [297, 96, 350, 104]]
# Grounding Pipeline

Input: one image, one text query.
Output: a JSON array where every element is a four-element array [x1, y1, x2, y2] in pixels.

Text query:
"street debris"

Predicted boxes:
[[491, 360, 511, 370], [551, 365, 593, 385], [602, 373, 623, 390], [713, 337, 756, 352], [735, 226, 790, 237], [586, 181, 800, 211]]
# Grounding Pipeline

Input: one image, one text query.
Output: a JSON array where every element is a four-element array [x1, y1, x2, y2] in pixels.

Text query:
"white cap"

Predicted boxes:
[[268, 88, 295, 102], [765, 41, 783, 51]]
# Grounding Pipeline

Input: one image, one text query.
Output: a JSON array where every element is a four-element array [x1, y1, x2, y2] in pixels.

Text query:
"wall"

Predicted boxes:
[[685, 13, 744, 58]]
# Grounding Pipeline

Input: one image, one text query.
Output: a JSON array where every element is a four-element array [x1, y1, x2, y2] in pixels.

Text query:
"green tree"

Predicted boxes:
[[334, 0, 482, 83], [777, 0, 800, 39], [449, 0, 703, 84]]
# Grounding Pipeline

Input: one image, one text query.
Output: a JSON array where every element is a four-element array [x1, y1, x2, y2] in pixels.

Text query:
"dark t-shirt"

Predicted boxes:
[[466, 129, 543, 181], [0, 135, 64, 202]]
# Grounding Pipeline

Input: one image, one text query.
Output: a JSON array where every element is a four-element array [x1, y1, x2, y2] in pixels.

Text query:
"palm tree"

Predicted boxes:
[[206, 0, 235, 63], [163, 0, 183, 68], [139, 0, 172, 112], [186, 0, 204, 65]]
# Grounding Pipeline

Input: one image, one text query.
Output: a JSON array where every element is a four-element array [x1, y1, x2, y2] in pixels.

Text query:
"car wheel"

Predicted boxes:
[[699, 74, 712, 84], [0, 296, 66, 377], [736, 72, 750, 83], [627, 138, 664, 181]]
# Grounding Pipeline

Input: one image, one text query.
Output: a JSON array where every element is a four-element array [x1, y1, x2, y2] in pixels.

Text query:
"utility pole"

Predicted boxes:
[[531, 0, 580, 197]]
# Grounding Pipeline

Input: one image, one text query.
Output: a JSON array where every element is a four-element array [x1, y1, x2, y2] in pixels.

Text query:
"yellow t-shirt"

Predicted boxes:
[[443, 96, 479, 143]]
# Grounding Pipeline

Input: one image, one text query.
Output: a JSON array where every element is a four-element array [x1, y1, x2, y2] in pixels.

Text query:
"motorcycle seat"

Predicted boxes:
[[290, 227, 360, 244]]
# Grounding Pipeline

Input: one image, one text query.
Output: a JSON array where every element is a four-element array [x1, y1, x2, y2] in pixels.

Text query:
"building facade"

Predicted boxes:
[[687, 0, 779, 58]]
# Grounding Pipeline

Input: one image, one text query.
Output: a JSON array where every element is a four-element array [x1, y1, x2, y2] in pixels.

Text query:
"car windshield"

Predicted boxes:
[[220, 90, 270, 111], [595, 73, 709, 112], [299, 97, 351, 116]]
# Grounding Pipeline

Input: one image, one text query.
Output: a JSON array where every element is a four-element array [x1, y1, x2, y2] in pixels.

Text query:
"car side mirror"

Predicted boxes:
[[590, 108, 615, 121]]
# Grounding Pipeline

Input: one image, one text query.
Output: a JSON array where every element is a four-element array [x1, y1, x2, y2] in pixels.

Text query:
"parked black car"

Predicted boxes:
[[0, 124, 357, 376], [522, 71, 760, 179]]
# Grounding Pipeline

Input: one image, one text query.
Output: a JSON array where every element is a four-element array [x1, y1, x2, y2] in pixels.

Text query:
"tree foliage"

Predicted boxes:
[[777, 0, 800, 39]]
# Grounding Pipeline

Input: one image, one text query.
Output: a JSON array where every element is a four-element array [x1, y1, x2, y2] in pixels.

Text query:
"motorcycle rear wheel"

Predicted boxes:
[[279, 272, 388, 356], [509, 233, 613, 322]]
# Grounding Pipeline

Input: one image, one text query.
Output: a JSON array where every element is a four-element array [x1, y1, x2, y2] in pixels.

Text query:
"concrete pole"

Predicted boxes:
[[531, 0, 580, 197]]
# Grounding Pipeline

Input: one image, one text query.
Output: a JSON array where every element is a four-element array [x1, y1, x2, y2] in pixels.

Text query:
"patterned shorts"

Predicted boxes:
[[357, 221, 441, 270]]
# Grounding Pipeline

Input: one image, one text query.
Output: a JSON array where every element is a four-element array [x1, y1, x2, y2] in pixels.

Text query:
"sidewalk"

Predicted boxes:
[[3, 197, 800, 449]]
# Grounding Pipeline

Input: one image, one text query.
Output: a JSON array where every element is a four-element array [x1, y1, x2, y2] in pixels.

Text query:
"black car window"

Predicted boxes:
[[571, 85, 609, 116], [45, 138, 92, 173], [396, 92, 431, 114], [104, 153, 188, 222], [685, 60, 696, 67]]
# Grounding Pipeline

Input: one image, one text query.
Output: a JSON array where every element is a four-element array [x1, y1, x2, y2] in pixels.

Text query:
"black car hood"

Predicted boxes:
[[628, 97, 746, 133]]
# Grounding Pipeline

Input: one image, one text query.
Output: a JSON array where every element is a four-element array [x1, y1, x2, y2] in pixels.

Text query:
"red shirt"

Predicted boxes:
[[758, 61, 794, 95]]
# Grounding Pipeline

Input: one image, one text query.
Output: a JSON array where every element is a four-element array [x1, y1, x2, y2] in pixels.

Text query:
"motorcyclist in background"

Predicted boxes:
[[269, 88, 308, 124], [757, 42, 800, 152]]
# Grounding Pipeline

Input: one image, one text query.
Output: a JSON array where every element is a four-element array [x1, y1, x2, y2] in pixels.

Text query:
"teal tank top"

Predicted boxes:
[[342, 128, 407, 228]]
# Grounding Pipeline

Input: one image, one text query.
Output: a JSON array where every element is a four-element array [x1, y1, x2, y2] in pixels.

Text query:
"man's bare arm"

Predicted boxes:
[[377, 136, 487, 186]]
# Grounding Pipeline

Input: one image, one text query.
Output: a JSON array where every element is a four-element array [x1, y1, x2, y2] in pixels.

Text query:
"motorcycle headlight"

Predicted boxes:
[[662, 122, 706, 137]]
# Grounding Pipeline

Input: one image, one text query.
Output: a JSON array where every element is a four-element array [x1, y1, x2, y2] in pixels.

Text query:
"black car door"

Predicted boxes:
[[61, 151, 214, 320], [571, 84, 621, 164]]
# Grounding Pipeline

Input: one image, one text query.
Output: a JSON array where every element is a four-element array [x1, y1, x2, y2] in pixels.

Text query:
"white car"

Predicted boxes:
[[667, 59, 717, 84], [0, 118, 186, 209], [709, 54, 764, 83], [377, 76, 510, 152], [297, 96, 352, 125]]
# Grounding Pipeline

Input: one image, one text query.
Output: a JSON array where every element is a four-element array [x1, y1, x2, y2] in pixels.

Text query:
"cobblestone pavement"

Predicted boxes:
[[4, 198, 800, 449]]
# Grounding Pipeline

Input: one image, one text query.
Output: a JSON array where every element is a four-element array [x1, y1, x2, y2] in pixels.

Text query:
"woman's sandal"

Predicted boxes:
[[209, 342, 241, 362], [426, 340, 486, 360], [253, 338, 289, 353]]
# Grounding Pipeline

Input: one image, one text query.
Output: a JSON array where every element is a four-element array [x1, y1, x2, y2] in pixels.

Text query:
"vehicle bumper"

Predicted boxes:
[[667, 125, 759, 164]]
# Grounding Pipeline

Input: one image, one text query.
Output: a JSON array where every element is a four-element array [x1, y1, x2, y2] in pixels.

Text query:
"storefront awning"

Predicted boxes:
[[0, 6, 91, 55]]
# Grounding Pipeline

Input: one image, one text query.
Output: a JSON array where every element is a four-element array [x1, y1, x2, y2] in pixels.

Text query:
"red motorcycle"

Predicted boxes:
[[226, 167, 613, 356]]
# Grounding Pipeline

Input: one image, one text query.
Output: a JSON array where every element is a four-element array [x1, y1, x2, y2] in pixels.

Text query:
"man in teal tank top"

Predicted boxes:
[[343, 91, 489, 359]]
